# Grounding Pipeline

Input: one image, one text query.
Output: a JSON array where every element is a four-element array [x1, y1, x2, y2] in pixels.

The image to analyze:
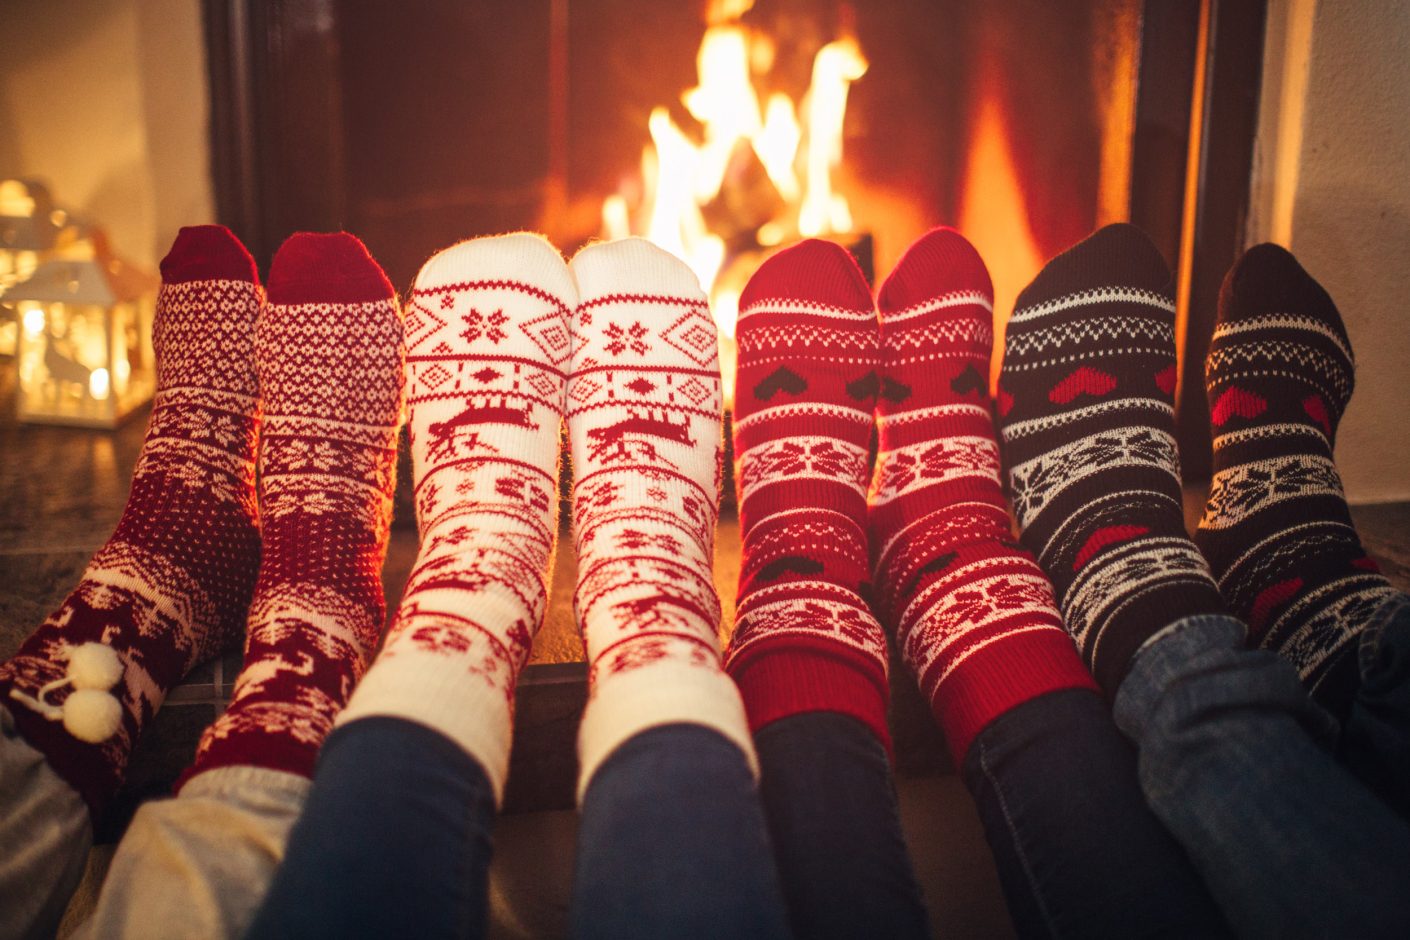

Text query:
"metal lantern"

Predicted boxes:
[[10, 252, 158, 427], [0, 179, 65, 357]]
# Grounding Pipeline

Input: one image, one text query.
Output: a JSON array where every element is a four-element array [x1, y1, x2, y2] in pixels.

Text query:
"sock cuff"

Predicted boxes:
[[576, 663, 756, 804], [727, 639, 892, 757], [335, 650, 517, 803], [930, 628, 1099, 765]]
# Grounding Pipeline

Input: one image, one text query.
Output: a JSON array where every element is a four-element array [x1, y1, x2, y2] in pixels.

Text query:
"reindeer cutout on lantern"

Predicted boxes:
[[425, 394, 537, 461], [586, 404, 694, 464]]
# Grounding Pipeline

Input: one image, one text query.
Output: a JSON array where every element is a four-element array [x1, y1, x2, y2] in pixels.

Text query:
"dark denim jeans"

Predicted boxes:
[[248, 719, 790, 940], [753, 712, 929, 940], [1115, 612, 1410, 940], [246, 717, 497, 939], [962, 688, 1231, 939], [569, 723, 791, 939], [1342, 592, 1410, 819]]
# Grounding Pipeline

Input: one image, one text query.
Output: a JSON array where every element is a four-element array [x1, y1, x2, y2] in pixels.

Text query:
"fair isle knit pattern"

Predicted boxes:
[[1197, 244, 1397, 710], [868, 228, 1096, 764], [182, 232, 404, 784], [997, 224, 1224, 695], [724, 239, 891, 749], [567, 238, 755, 797], [0, 226, 263, 815], [337, 233, 574, 800]]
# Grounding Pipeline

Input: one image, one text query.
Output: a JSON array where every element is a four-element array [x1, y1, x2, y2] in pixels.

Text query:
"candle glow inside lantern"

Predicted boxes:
[[11, 252, 157, 427], [0, 179, 64, 357]]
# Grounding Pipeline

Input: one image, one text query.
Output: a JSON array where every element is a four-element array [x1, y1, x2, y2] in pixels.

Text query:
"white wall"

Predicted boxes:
[[0, 0, 213, 269], [1249, 0, 1410, 504]]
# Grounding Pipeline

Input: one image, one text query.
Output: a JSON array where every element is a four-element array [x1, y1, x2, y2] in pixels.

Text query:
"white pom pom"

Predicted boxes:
[[67, 643, 123, 691], [61, 689, 123, 743]]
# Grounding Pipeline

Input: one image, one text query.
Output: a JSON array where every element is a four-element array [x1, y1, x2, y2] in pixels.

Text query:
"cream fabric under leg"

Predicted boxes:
[[73, 765, 309, 940], [0, 707, 93, 940]]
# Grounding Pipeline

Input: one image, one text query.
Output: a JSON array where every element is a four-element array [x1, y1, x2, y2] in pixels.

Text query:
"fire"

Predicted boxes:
[[602, 3, 867, 404], [957, 92, 1046, 393]]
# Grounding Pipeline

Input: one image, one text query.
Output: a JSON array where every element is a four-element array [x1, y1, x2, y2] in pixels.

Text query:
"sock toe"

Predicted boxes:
[[1221, 243, 1348, 344], [740, 239, 872, 315], [268, 232, 396, 306], [1015, 223, 1171, 313], [877, 227, 991, 313], [160, 225, 259, 285]]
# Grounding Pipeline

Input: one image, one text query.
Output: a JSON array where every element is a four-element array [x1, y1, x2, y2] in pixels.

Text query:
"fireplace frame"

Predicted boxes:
[[203, 0, 1265, 478]]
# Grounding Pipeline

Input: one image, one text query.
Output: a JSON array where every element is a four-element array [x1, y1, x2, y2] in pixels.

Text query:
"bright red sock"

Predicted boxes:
[[869, 228, 1096, 764], [0, 226, 262, 815], [725, 239, 891, 750], [180, 232, 404, 784]]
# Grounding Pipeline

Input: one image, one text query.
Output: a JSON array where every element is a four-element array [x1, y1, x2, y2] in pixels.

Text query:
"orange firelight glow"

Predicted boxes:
[[957, 92, 1046, 393], [602, 4, 867, 404]]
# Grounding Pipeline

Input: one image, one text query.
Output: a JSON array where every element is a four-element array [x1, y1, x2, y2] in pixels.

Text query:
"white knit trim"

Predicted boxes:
[[1009, 286, 1173, 325]]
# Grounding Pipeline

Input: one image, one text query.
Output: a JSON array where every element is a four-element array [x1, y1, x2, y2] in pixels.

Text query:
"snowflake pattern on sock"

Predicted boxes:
[[181, 232, 403, 784], [0, 226, 262, 815], [567, 238, 754, 798], [336, 233, 574, 799]]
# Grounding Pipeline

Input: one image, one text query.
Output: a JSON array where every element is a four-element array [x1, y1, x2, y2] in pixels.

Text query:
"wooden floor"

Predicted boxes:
[[4, 379, 1408, 937]]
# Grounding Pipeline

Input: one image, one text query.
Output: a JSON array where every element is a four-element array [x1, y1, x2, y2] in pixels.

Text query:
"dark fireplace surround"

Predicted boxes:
[[201, 0, 1267, 810]]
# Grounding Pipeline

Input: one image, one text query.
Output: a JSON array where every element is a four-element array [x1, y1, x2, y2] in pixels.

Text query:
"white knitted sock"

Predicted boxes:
[[567, 237, 756, 799], [337, 233, 575, 801]]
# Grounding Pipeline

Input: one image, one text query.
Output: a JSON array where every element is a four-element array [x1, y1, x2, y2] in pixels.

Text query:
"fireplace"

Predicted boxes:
[[204, 0, 1265, 475]]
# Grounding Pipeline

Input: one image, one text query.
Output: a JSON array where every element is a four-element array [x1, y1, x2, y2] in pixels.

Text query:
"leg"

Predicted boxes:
[[246, 719, 496, 940], [0, 710, 91, 940], [566, 239, 788, 933], [0, 226, 262, 936], [1197, 243, 1399, 716], [1342, 592, 1410, 817], [74, 767, 309, 940], [1115, 614, 1410, 938], [999, 225, 1410, 936], [571, 724, 790, 940], [248, 235, 576, 936], [754, 714, 929, 940], [79, 233, 404, 939], [963, 689, 1231, 939], [726, 239, 927, 937]]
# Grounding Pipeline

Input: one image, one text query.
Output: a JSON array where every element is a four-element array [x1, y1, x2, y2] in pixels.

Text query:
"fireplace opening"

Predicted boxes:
[[209, 0, 1263, 471]]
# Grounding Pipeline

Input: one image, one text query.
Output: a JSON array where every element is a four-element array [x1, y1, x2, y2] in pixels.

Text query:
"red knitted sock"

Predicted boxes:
[[180, 232, 404, 785], [0, 226, 262, 815], [869, 228, 1096, 764], [725, 239, 891, 750]]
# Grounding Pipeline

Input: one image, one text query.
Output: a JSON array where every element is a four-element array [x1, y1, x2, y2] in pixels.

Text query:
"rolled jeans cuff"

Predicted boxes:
[[1113, 613, 1339, 749]]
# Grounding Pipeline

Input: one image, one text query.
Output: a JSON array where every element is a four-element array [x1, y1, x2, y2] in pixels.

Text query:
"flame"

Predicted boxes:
[[957, 93, 1045, 392], [604, 8, 866, 403], [799, 38, 867, 237]]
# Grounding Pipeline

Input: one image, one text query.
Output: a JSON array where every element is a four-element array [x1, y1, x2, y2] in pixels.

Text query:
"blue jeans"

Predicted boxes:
[[1342, 592, 1410, 818], [569, 723, 791, 939], [246, 717, 497, 939], [249, 720, 790, 940], [753, 713, 929, 939], [1114, 613, 1410, 939], [962, 688, 1231, 939]]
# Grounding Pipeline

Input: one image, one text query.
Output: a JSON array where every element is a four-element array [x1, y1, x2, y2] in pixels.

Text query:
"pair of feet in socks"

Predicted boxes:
[[341, 233, 751, 799], [999, 223, 1397, 712], [0, 226, 404, 814], [728, 230, 1097, 765], [726, 222, 1395, 767]]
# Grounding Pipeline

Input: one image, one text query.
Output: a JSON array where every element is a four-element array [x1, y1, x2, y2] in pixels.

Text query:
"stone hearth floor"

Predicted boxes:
[[4, 382, 1408, 937]]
